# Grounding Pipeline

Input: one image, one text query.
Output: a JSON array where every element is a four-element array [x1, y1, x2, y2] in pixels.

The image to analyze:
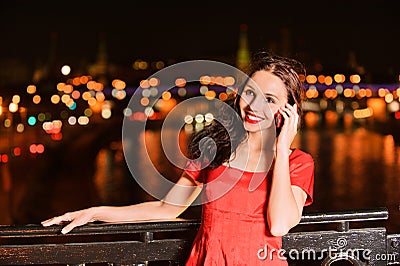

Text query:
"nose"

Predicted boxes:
[[250, 93, 270, 117]]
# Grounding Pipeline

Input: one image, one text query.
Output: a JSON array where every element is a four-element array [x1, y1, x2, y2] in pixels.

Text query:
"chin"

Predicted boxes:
[[244, 122, 264, 132], [244, 121, 275, 134]]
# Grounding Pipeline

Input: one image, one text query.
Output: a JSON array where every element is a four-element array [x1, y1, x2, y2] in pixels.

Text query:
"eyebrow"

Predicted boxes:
[[264, 93, 278, 99]]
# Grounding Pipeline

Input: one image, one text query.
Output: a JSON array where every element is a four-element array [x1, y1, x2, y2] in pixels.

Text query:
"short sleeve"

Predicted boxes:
[[289, 149, 314, 206], [183, 160, 206, 185]]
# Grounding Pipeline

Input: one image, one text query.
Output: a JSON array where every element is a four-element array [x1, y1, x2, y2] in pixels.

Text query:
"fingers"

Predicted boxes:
[[60, 219, 85, 234], [277, 103, 299, 145], [60, 211, 94, 234], [280, 103, 297, 116], [41, 212, 72, 227], [41, 210, 93, 234], [276, 103, 299, 150], [41, 212, 82, 234], [41, 216, 84, 234], [279, 103, 299, 128]]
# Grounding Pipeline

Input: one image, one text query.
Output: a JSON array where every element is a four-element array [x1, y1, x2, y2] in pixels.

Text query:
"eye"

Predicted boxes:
[[243, 88, 255, 97], [265, 96, 276, 104]]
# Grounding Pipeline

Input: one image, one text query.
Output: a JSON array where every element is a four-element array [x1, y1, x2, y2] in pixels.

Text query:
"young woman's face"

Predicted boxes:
[[239, 70, 288, 132]]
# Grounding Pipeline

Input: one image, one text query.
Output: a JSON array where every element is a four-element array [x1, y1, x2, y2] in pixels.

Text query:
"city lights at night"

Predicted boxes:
[[0, 1, 400, 265]]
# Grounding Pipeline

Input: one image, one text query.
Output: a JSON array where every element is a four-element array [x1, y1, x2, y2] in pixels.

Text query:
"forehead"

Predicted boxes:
[[249, 70, 287, 98]]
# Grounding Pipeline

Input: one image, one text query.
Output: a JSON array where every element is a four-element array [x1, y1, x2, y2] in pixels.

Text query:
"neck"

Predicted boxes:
[[246, 129, 276, 154], [229, 130, 276, 172], [247, 131, 263, 153]]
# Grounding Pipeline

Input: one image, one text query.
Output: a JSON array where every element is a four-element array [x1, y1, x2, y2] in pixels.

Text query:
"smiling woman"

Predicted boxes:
[[41, 50, 314, 265]]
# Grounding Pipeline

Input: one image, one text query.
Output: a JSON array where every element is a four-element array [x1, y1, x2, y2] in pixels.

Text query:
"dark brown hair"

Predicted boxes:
[[188, 50, 306, 168], [235, 50, 306, 118]]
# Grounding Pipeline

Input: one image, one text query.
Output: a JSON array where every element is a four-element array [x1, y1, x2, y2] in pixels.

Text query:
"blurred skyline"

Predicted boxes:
[[1, 0, 400, 90]]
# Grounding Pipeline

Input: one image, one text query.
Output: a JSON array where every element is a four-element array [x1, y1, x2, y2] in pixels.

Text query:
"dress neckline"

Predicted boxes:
[[221, 148, 298, 174]]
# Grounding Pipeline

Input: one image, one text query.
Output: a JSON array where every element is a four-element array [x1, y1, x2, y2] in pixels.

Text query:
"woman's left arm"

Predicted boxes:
[[267, 103, 307, 236]]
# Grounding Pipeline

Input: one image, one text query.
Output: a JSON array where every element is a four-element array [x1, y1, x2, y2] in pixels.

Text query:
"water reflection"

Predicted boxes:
[[300, 127, 400, 233], [0, 164, 12, 224], [94, 126, 400, 232], [0, 126, 399, 233], [93, 141, 127, 204]]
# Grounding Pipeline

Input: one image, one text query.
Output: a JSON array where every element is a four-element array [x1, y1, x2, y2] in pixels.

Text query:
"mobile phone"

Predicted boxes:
[[274, 112, 284, 135]]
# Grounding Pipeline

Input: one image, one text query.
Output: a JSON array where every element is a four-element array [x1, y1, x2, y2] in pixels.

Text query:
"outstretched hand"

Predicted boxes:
[[41, 207, 96, 234]]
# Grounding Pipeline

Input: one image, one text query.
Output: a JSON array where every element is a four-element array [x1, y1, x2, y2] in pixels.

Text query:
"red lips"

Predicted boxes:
[[245, 112, 264, 124]]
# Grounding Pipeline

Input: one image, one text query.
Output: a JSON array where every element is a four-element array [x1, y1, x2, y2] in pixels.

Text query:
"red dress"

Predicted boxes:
[[184, 149, 314, 266]]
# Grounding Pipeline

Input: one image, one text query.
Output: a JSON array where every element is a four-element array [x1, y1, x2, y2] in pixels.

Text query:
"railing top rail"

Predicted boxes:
[[299, 207, 388, 224], [0, 207, 389, 238], [0, 218, 201, 238]]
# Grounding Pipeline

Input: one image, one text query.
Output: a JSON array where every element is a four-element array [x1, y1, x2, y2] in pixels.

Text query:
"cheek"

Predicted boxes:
[[260, 102, 276, 116], [272, 101, 287, 114], [238, 98, 247, 114], [270, 105, 279, 115]]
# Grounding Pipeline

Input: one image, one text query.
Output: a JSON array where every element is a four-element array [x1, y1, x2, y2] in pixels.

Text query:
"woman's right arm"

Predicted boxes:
[[41, 172, 202, 234]]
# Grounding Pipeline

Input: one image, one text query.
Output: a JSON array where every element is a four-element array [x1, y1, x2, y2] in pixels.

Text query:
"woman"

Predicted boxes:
[[42, 50, 314, 265]]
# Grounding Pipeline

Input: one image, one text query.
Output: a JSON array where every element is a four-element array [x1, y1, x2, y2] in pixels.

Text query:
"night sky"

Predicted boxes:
[[1, 0, 400, 84]]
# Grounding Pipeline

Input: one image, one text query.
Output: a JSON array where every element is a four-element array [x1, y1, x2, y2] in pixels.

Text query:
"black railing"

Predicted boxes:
[[0, 207, 399, 265]]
